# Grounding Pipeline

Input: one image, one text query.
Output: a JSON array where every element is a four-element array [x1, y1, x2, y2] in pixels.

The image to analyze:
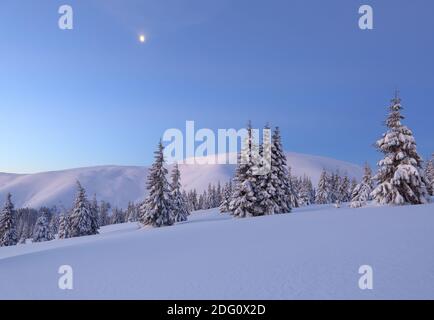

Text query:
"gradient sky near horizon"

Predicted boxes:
[[1, 0, 433, 173]]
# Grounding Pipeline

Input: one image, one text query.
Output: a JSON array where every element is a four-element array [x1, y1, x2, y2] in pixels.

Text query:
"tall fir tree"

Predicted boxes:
[[126, 202, 138, 222], [111, 208, 125, 224], [49, 213, 59, 236], [350, 163, 374, 208], [170, 163, 189, 223], [257, 125, 279, 215], [315, 170, 329, 204], [68, 181, 97, 237], [338, 175, 351, 203], [288, 167, 300, 208], [371, 95, 429, 205], [98, 201, 111, 227], [219, 181, 232, 213], [139, 141, 174, 227], [424, 154, 434, 196], [269, 126, 292, 214], [32, 208, 54, 242], [0, 193, 18, 247], [298, 175, 314, 206], [58, 212, 69, 239], [229, 122, 262, 217], [89, 194, 100, 234]]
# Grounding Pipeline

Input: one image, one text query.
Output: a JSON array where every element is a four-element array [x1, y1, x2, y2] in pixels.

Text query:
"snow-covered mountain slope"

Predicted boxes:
[[0, 152, 362, 209], [0, 203, 433, 299]]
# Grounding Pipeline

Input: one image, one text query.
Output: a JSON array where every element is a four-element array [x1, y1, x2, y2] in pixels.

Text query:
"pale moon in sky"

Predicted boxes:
[[139, 34, 146, 43]]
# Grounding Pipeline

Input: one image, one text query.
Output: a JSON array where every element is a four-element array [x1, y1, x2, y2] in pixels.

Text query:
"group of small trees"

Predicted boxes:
[[315, 170, 356, 205], [219, 124, 295, 218], [138, 141, 190, 227], [0, 181, 102, 247], [184, 182, 224, 212], [39, 181, 100, 241]]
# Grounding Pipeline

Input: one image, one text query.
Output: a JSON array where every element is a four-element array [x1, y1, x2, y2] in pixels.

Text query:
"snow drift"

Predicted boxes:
[[0, 202, 433, 299]]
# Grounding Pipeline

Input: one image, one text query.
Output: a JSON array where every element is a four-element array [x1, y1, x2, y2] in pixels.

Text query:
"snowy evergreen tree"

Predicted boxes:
[[269, 126, 292, 214], [229, 122, 262, 217], [425, 154, 434, 196], [32, 209, 54, 242], [298, 175, 314, 206], [350, 163, 374, 208], [256, 125, 279, 215], [0, 193, 18, 247], [219, 181, 232, 213], [58, 212, 70, 239], [68, 181, 97, 238], [288, 167, 300, 208], [350, 178, 358, 196], [338, 175, 351, 203], [99, 201, 111, 226], [139, 141, 174, 227], [89, 194, 100, 234], [371, 95, 429, 205], [328, 172, 340, 203], [49, 213, 59, 236], [315, 170, 329, 204], [170, 163, 189, 223], [126, 202, 138, 222], [111, 208, 125, 224]]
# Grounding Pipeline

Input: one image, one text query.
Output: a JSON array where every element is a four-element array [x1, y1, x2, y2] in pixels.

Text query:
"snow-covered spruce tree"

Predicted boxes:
[[338, 175, 351, 203], [315, 170, 329, 204], [328, 172, 340, 203], [58, 212, 69, 239], [350, 163, 374, 208], [350, 178, 358, 196], [170, 163, 189, 223], [98, 201, 110, 227], [49, 213, 59, 236], [126, 202, 138, 222], [219, 181, 232, 213], [68, 181, 97, 238], [32, 209, 54, 242], [0, 193, 18, 247], [111, 208, 125, 224], [287, 167, 299, 208], [89, 194, 100, 234], [269, 126, 292, 214], [139, 141, 174, 227], [229, 122, 262, 217], [257, 125, 279, 215], [371, 95, 429, 205], [425, 154, 434, 196], [298, 175, 314, 206]]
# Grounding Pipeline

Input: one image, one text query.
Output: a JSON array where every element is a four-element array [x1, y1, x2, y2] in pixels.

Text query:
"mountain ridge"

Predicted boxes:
[[0, 152, 363, 209]]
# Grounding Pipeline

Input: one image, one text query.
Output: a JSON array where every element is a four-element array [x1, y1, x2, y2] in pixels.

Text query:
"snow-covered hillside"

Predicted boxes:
[[0, 203, 433, 299], [0, 152, 362, 209]]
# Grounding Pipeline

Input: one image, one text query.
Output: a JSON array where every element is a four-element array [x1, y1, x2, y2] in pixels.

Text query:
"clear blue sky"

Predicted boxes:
[[1, 0, 433, 173]]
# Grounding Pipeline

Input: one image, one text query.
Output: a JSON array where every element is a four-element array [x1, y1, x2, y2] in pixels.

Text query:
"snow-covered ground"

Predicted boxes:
[[1, 202, 433, 300], [0, 152, 362, 209]]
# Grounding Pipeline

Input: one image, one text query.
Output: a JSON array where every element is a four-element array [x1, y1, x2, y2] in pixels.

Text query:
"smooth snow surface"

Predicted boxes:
[[1, 203, 433, 299]]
